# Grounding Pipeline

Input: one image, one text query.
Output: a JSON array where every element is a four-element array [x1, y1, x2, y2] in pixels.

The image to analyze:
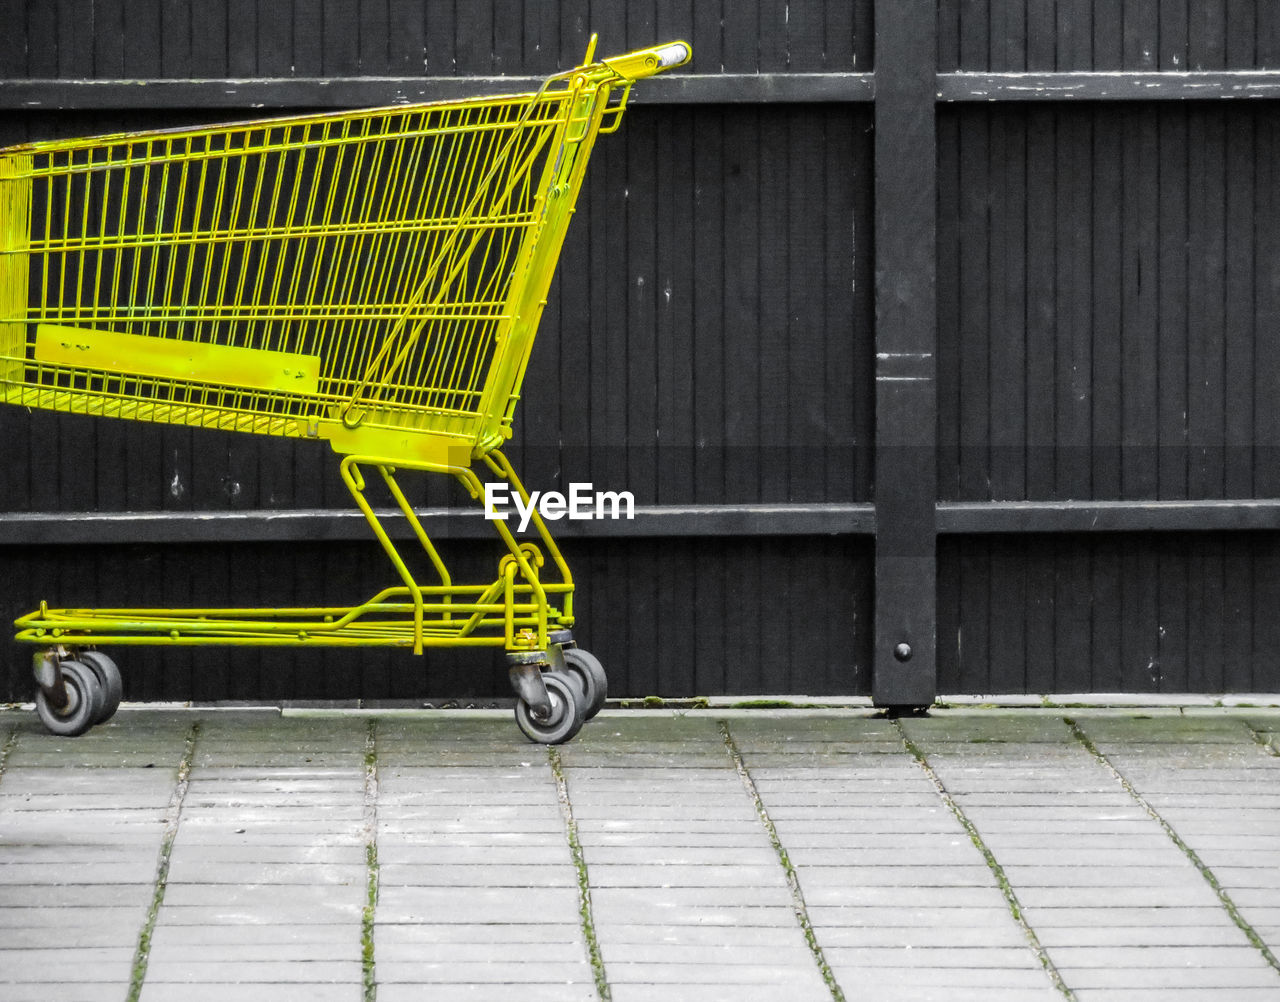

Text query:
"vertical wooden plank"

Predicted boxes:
[[1056, 0, 1091, 69], [654, 100, 694, 503], [936, 0, 960, 72], [1121, 107, 1159, 499], [990, 0, 1026, 72], [25, 2, 57, 76], [957, 110, 990, 501], [55, 0, 94, 77], [626, 114, 659, 507], [760, 107, 791, 503], [1187, 106, 1226, 500], [1157, 106, 1189, 499], [788, 0, 825, 71], [0, 0, 27, 76], [293, 0, 324, 75], [453, 0, 492, 74], [1223, 110, 1256, 499], [850, 0, 873, 71], [558, 0, 589, 68], [935, 539, 961, 692], [93, 0, 126, 79], [691, 0, 723, 73], [1228, 537, 1259, 696], [843, 111, 874, 501], [587, 0, 628, 53], [160, 0, 192, 78], [1189, 0, 1226, 70], [1260, 1, 1280, 69], [935, 111, 961, 500], [1091, 0, 1122, 70], [523, 0, 558, 72], [721, 0, 756, 72], [1056, 108, 1091, 498], [187, 0, 227, 78], [1053, 536, 1092, 691], [423, 0, 455, 73], [756, 0, 787, 73], [257, 0, 294, 75], [1091, 111, 1122, 499], [386, 0, 425, 73], [987, 537, 1027, 691], [226, 0, 257, 76], [322, 0, 360, 74], [989, 108, 1027, 501], [1024, 540, 1057, 693], [874, 0, 937, 707], [491, 0, 521, 74], [1026, 0, 1056, 70], [1122, 0, 1157, 69], [1024, 107, 1056, 499], [359, 0, 391, 74], [1159, 0, 1189, 70], [1090, 536, 1122, 690], [722, 109, 760, 502], [1255, 111, 1280, 498], [692, 108, 725, 505], [1118, 536, 1161, 691], [1225, 0, 1254, 69], [958, 0, 989, 70]]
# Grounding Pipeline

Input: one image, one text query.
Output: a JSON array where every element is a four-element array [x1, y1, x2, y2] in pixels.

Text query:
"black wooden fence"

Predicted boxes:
[[0, 0, 1277, 705]]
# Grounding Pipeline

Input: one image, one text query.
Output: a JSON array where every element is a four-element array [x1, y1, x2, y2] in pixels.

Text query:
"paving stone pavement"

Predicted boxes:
[[2, 704, 1280, 1001]]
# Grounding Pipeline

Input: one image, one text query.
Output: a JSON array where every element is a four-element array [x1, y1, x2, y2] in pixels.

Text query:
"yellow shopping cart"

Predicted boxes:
[[0, 38, 690, 743]]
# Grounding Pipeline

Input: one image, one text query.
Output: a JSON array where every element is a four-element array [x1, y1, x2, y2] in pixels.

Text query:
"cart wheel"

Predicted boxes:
[[514, 671, 585, 745], [561, 647, 607, 720], [78, 651, 123, 725], [35, 661, 103, 737]]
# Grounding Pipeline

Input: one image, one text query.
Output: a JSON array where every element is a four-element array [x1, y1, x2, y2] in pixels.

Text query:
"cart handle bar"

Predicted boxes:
[[601, 41, 691, 81]]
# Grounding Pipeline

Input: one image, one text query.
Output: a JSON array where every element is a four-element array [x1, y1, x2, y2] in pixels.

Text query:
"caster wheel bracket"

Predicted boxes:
[[32, 648, 69, 710], [507, 655, 551, 721]]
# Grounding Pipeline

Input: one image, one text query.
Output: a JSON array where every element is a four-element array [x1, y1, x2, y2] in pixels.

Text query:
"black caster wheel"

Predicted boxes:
[[514, 670, 586, 745], [561, 647, 607, 720], [35, 661, 103, 737], [78, 651, 123, 725]]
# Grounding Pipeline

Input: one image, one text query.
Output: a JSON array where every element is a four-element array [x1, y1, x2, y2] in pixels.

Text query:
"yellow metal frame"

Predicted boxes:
[[2, 39, 690, 657]]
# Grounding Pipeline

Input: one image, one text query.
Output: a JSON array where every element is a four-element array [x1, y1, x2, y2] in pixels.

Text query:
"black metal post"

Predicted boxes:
[[872, 0, 938, 708]]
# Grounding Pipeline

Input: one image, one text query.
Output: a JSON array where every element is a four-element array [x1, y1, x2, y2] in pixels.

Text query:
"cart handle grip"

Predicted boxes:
[[600, 41, 692, 81]]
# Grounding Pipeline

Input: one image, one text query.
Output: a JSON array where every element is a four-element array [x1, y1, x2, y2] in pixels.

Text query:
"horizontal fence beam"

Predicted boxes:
[[937, 500, 1280, 534], [5, 70, 1280, 112], [0, 73, 876, 111], [0, 503, 877, 545], [5, 499, 1276, 545], [938, 70, 1280, 102]]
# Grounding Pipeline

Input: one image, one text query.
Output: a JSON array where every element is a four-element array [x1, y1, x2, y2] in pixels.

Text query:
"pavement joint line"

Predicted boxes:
[[892, 718, 1077, 1001], [127, 720, 199, 1002], [363, 716, 379, 1002], [548, 745, 610, 1002], [1238, 718, 1280, 757], [717, 719, 847, 1002], [1064, 716, 1280, 976]]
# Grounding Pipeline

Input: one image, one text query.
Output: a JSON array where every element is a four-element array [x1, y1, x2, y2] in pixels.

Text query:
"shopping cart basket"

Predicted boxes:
[[0, 37, 691, 743]]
